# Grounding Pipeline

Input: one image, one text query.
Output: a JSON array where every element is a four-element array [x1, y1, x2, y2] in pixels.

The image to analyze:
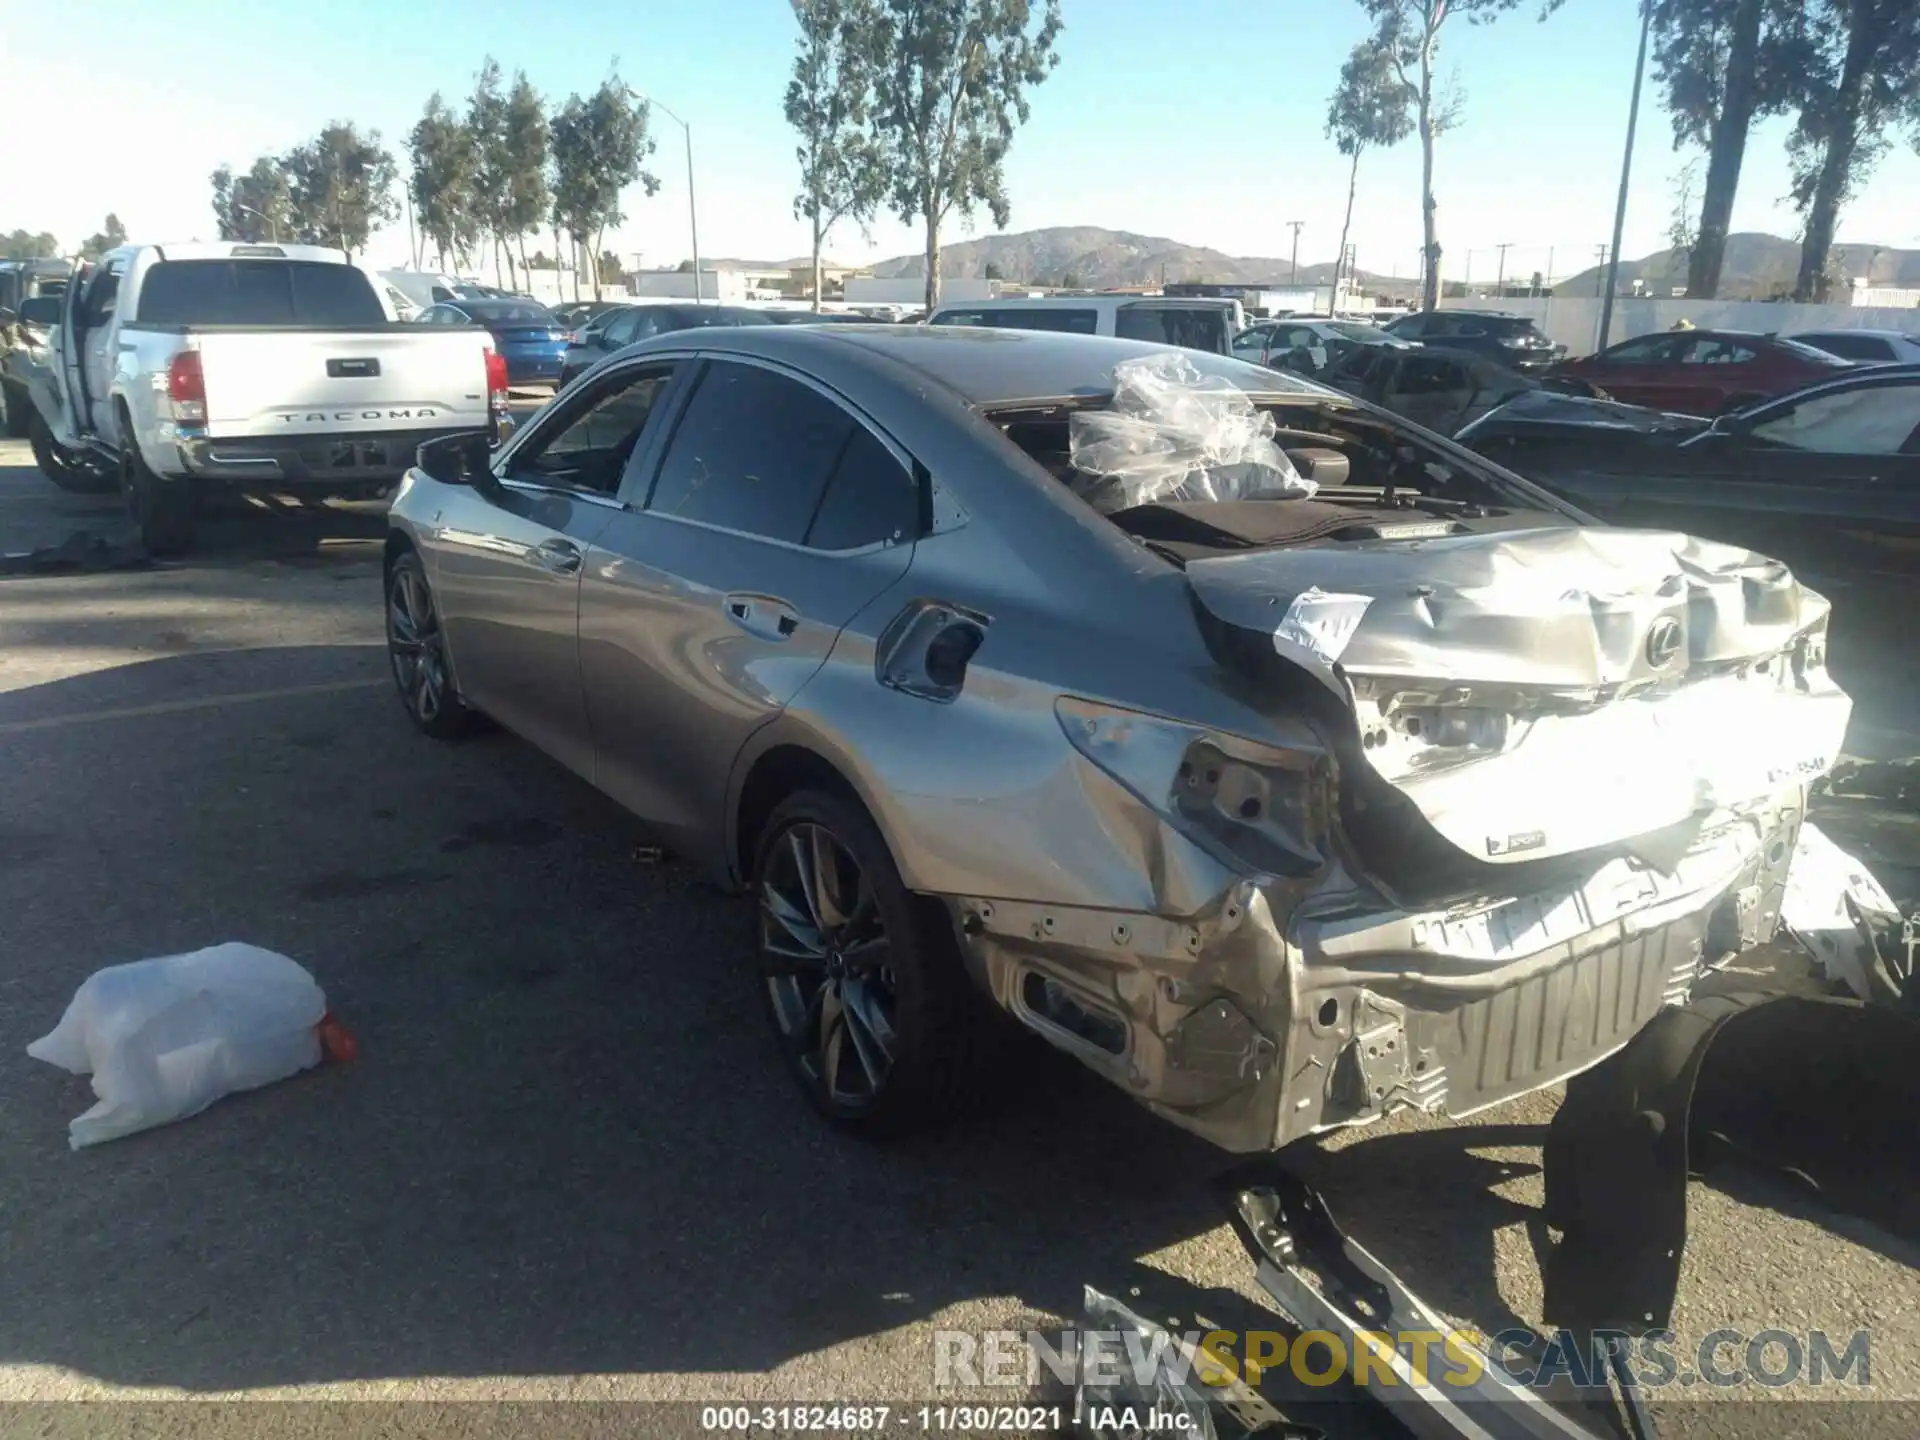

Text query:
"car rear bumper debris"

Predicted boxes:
[[943, 785, 1806, 1152]]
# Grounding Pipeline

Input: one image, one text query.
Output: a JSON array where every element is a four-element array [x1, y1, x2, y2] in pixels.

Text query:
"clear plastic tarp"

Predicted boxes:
[[1068, 353, 1316, 511]]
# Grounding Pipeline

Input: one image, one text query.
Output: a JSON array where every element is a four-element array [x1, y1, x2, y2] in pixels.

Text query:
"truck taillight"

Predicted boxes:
[[167, 351, 206, 424], [484, 347, 509, 412]]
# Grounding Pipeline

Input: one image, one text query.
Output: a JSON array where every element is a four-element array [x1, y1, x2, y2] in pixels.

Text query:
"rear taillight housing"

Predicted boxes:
[[167, 351, 206, 424], [484, 347, 509, 413]]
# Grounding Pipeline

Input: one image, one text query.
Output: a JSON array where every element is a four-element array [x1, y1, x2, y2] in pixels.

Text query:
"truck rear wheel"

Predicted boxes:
[[122, 443, 197, 556]]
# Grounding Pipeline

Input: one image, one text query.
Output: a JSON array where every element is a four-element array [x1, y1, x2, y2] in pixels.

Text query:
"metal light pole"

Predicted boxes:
[[235, 203, 279, 243], [645, 95, 702, 303], [1598, 1, 1653, 351], [1286, 221, 1304, 286], [1494, 242, 1513, 294]]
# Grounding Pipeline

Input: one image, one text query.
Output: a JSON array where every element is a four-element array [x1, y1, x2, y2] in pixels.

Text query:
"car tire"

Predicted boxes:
[[29, 413, 116, 494], [120, 442, 197, 555], [753, 788, 982, 1139], [385, 549, 477, 740], [2, 380, 31, 438]]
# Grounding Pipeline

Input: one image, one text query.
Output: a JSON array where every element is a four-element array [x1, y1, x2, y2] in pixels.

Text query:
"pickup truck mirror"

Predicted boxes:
[[17, 296, 63, 327], [416, 430, 496, 488]]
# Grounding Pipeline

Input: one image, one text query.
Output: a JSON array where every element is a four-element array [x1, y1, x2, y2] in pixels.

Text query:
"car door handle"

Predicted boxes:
[[724, 593, 800, 641], [531, 538, 583, 575]]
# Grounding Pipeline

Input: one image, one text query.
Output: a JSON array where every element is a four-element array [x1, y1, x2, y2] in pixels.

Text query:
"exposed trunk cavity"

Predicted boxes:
[[1687, 0, 1764, 298]]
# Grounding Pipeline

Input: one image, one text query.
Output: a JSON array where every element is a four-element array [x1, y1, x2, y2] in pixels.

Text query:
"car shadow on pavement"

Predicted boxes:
[[0, 643, 1249, 1394]]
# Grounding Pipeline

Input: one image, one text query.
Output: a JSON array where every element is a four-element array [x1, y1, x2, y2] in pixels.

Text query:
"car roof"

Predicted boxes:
[[1788, 328, 1918, 341], [624, 323, 1318, 407]]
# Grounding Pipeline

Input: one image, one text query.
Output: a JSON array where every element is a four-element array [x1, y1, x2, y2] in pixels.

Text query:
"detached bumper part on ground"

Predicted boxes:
[[27, 942, 328, 1148], [947, 531, 1850, 1153]]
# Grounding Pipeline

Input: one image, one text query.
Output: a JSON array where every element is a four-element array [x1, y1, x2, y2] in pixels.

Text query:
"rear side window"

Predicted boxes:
[[1116, 306, 1229, 353], [135, 261, 386, 326], [1796, 334, 1894, 362], [645, 361, 854, 542], [805, 425, 918, 551]]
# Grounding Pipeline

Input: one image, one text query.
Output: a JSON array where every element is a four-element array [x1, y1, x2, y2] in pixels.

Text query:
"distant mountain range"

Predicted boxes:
[[866, 226, 1386, 290], [1552, 232, 1920, 300], [854, 225, 1920, 300]]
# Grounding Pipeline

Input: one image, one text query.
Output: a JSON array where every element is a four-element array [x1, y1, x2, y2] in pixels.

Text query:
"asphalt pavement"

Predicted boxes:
[[0, 433, 1915, 1436]]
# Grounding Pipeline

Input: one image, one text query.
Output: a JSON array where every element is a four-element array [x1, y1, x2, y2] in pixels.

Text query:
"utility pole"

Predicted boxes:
[[1494, 242, 1513, 294], [1594, 244, 1610, 297], [1598, 0, 1653, 350], [1545, 246, 1555, 298], [1286, 221, 1305, 286]]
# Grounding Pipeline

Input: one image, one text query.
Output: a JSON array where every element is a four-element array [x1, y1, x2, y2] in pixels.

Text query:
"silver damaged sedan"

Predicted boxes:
[[384, 325, 1849, 1150]]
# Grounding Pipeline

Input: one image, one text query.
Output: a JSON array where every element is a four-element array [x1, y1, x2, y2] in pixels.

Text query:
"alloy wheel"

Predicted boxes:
[[760, 822, 899, 1108], [387, 564, 449, 725]]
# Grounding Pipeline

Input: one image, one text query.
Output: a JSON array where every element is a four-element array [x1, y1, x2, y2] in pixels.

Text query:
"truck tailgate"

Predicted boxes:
[[193, 328, 491, 439]]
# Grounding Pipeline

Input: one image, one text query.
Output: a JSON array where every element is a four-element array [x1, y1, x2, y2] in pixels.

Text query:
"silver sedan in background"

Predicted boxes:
[[383, 325, 1848, 1150]]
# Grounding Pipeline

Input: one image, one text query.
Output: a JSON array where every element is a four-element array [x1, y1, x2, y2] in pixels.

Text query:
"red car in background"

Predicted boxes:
[[1548, 329, 1853, 415]]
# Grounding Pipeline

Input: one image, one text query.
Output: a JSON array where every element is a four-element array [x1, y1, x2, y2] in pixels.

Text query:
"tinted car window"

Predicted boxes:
[[1331, 348, 1382, 382], [1599, 335, 1679, 364], [137, 260, 386, 325], [1679, 337, 1756, 365], [1393, 356, 1470, 394], [805, 424, 918, 551], [1795, 333, 1895, 362], [646, 362, 854, 542], [1384, 314, 1426, 338], [513, 366, 673, 494], [994, 308, 1100, 335], [1116, 305, 1229, 352], [460, 301, 555, 325], [1748, 382, 1920, 456], [600, 310, 644, 345]]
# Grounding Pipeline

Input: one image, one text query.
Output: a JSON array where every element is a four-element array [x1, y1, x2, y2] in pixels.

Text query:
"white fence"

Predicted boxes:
[[1438, 296, 1920, 357]]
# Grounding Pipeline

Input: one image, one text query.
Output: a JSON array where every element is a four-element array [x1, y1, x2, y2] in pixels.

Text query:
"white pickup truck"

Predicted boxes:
[[31, 241, 508, 553]]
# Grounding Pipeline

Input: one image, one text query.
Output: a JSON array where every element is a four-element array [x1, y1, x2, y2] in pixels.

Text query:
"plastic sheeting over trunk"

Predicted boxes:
[[1187, 525, 1850, 866]]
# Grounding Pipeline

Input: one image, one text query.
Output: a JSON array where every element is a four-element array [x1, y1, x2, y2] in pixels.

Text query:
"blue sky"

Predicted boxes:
[[4, 0, 1917, 282]]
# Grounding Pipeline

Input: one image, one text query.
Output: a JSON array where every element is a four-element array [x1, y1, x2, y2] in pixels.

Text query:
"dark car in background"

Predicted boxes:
[[1548, 329, 1852, 415], [553, 300, 627, 331], [558, 304, 776, 387], [1382, 309, 1563, 373], [418, 298, 568, 387], [1456, 364, 1920, 581], [1315, 343, 1569, 434]]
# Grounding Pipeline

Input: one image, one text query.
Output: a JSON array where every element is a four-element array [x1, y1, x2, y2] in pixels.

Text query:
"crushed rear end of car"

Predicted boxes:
[[940, 360, 1848, 1153]]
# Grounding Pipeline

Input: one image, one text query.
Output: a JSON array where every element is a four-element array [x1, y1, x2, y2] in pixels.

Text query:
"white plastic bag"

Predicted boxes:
[[1068, 352, 1316, 511], [27, 943, 326, 1149]]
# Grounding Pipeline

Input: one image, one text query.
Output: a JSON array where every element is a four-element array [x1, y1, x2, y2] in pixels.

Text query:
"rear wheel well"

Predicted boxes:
[[735, 745, 864, 883]]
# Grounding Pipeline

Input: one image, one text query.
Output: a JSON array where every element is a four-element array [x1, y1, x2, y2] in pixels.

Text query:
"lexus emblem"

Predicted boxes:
[[1645, 617, 1683, 669]]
